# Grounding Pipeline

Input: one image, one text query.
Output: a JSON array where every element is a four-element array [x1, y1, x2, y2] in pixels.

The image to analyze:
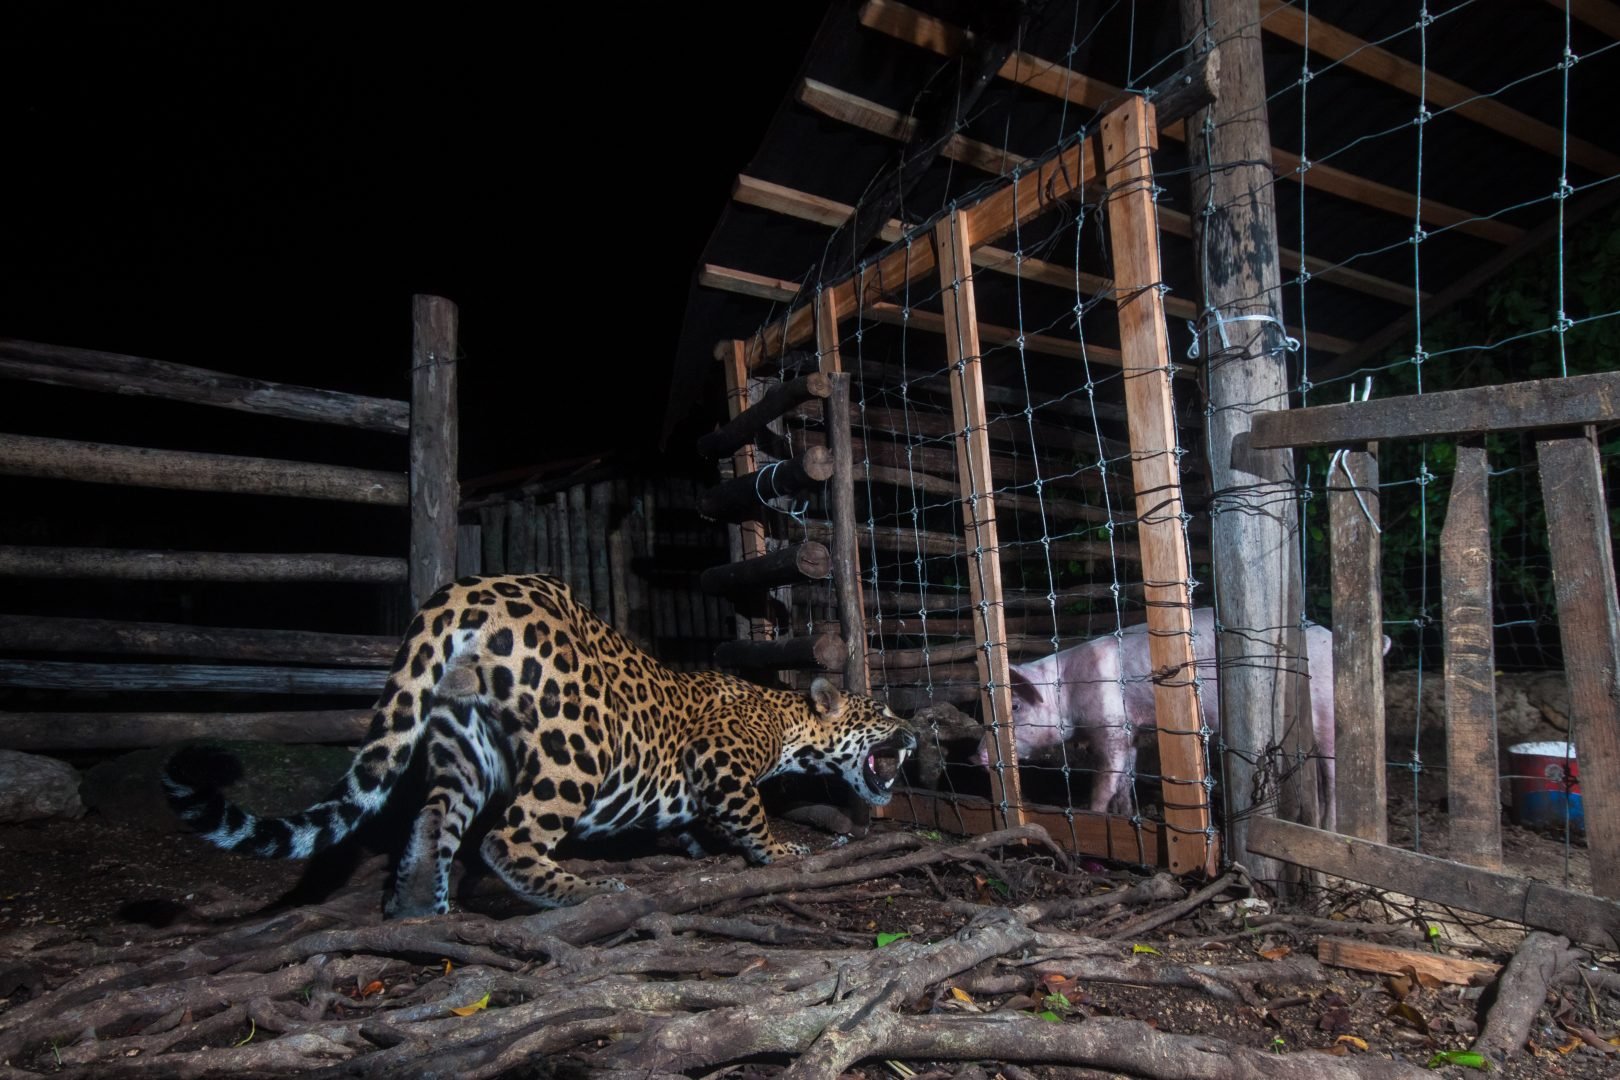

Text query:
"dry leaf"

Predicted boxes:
[[1400, 964, 1441, 990], [1336, 1035, 1369, 1052], [1386, 1001, 1430, 1034], [738, 956, 768, 976], [1386, 974, 1413, 1002], [950, 987, 974, 1004], [359, 980, 384, 998], [1258, 945, 1292, 961], [449, 992, 491, 1017]]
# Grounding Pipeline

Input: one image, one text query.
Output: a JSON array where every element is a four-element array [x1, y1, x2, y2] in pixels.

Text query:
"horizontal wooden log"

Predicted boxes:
[[0, 659, 388, 695], [827, 584, 1132, 614], [697, 447, 835, 522], [0, 614, 398, 666], [1247, 371, 1620, 449], [879, 683, 981, 709], [803, 521, 1203, 566], [714, 633, 846, 671], [0, 339, 409, 433], [695, 373, 831, 458], [0, 710, 372, 751], [0, 546, 408, 583], [880, 787, 1167, 866], [1247, 817, 1620, 949], [0, 433, 407, 505], [1316, 938, 1500, 986], [699, 542, 831, 594]]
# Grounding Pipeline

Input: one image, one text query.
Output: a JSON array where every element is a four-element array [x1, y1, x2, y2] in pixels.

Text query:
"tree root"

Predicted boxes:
[[0, 825, 1455, 1079]]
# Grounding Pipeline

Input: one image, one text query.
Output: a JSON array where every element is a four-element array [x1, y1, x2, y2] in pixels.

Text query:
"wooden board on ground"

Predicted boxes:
[[1316, 938, 1500, 985], [1248, 817, 1620, 949]]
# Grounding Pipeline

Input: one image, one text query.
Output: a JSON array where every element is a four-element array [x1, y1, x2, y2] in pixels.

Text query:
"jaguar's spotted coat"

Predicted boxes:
[[164, 574, 915, 917]]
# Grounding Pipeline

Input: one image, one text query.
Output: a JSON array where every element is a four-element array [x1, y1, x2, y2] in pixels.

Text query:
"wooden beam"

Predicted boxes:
[[1549, 0, 1620, 40], [1317, 939, 1501, 985], [699, 541, 832, 594], [1539, 434, 1620, 898], [1248, 370, 1620, 449], [697, 447, 835, 523], [0, 546, 407, 583], [697, 371, 831, 459], [858, 0, 1521, 245], [0, 432, 407, 505], [0, 659, 386, 695], [732, 176, 1354, 352], [885, 787, 1167, 866], [0, 710, 374, 751], [934, 208, 1024, 830], [1262, 0, 1620, 176], [0, 339, 409, 434], [714, 633, 846, 672], [0, 614, 397, 666], [1328, 448, 1386, 843], [1100, 97, 1214, 876], [409, 295, 460, 610], [1441, 443, 1502, 870], [1248, 817, 1620, 949]]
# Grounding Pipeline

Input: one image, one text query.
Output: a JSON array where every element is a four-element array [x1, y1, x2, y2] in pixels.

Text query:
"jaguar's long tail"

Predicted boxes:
[[162, 687, 429, 860]]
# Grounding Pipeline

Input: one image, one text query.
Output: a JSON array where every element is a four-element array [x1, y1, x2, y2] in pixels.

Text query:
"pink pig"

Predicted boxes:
[[977, 608, 1389, 829]]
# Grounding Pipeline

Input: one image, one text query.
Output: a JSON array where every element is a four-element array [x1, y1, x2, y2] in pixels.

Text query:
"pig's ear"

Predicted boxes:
[[1010, 668, 1043, 706]]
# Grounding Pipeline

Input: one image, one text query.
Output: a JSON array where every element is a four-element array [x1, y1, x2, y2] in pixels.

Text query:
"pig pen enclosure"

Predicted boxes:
[[4, 1, 1620, 1078]]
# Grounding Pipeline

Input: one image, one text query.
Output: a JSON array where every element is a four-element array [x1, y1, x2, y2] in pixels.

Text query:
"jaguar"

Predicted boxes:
[[164, 574, 916, 917]]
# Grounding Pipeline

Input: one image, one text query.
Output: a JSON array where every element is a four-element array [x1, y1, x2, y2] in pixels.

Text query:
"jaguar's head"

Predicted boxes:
[[790, 676, 917, 805]]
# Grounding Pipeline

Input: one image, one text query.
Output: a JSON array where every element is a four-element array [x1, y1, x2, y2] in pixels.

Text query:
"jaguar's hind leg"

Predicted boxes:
[[478, 806, 627, 909], [386, 703, 508, 918]]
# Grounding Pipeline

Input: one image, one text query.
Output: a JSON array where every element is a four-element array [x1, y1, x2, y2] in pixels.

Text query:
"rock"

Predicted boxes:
[[0, 750, 85, 822], [81, 741, 356, 833], [1384, 669, 1569, 746]]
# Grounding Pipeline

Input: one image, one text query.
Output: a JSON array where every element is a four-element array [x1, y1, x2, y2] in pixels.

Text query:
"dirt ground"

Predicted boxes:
[[1, 800, 1616, 1080]]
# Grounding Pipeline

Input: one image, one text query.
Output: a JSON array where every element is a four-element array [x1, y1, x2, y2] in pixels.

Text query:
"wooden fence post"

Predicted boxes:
[[409, 294, 459, 610], [934, 208, 1024, 830], [1100, 97, 1214, 876], [1328, 448, 1386, 842]]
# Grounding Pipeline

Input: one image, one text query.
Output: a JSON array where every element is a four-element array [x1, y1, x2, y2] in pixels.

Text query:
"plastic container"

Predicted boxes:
[[1507, 740, 1581, 831]]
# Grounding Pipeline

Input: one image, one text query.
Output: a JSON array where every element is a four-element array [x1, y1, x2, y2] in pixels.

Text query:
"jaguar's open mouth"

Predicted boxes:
[[861, 729, 918, 804]]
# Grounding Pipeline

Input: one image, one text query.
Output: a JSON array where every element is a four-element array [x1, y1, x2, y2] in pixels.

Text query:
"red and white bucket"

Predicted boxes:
[[1507, 740, 1581, 831]]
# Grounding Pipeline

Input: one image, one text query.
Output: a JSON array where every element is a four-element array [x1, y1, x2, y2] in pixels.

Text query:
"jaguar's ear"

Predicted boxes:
[[809, 676, 845, 718]]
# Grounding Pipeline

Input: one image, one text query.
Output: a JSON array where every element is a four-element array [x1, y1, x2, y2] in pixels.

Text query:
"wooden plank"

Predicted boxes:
[[554, 492, 574, 593], [1328, 448, 1386, 842], [826, 373, 871, 693], [1317, 939, 1500, 986], [731, 176, 1352, 352], [1441, 443, 1502, 870], [934, 208, 1024, 830], [478, 504, 507, 575], [0, 659, 387, 695], [0, 546, 407, 583], [588, 480, 614, 620], [506, 499, 537, 573], [1100, 97, 1213, 876], [408, 295, 460, 609], [886, 787, 1165, 866], [699, 542, 832, 594], [455, 524, 481, 577], [609, 528, 631, 632], [0, 710, 374, 751], [1261, 0, 1620, 176], [1538, 434, 1620, 898], [0, 614, 397, 666], [1248, 817, 1620, 948], [0, 433, 408, 506], [0, 339, 410, 434], [1550, 0, 1620, 40], [1249, 371, 1620, 448], [567, 483, 593, 610]]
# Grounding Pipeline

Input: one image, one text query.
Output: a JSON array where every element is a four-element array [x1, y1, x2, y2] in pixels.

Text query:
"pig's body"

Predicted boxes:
[[981, 609, 1375, 830]]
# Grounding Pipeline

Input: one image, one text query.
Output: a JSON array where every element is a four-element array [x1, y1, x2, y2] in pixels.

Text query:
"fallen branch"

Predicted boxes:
[[1472, 931, 1582, 1065]]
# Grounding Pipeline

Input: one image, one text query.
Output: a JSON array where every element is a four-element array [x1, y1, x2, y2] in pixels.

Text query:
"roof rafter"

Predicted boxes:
[[857, 0, 1524, 245]]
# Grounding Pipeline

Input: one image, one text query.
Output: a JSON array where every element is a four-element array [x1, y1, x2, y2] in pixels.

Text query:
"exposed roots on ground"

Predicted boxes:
[[0, 825, 1607, 1080]]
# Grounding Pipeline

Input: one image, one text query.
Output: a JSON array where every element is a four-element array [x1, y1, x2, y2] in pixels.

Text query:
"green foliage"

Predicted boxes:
[[1300, 205, 1620, 648]]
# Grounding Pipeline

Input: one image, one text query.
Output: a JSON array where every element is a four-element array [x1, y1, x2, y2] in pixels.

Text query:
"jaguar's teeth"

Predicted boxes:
[[896, 746, 910, 769]]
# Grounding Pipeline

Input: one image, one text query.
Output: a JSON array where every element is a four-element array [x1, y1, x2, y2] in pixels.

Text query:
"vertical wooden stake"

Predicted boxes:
[[588, 480, 614, 620], [568, 484, 593, 609], [723, 340, 772, 642], [554, 493, 573, 591], [409, 294, 459, 610], [1441, 442, 1502, 869], [1100, 98, 1214, 876], [479, 504, 507, 576], [1328, 447, 1386, 842], [507, 500, 536, 574], [816, 290, 870, 695], [1538, 433, 1620, 898], [935, 208, 1025, 830]]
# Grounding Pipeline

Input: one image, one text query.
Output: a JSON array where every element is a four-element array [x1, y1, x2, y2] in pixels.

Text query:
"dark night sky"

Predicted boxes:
[[1, 3, 829, 479]]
